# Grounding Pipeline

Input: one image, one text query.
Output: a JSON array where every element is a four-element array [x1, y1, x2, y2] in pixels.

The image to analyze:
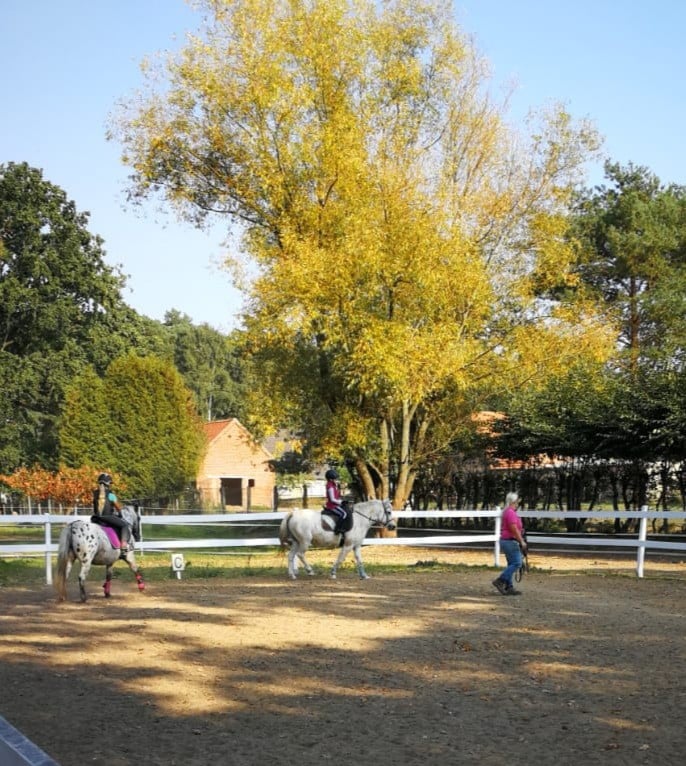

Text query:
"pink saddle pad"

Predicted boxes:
[[102, 526, 121, 548]]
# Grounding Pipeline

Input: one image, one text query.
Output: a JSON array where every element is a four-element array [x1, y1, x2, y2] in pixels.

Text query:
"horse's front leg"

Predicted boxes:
[[330, 544, 353, 579], [297, 551, 315, 576], [124, 552, 145, 591], [352, 545, 370, 579], [103, 565, 113, 598]]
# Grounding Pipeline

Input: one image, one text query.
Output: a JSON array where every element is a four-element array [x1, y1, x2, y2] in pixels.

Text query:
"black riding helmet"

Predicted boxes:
[[97, 472, 113, 486], [325, 469, 339, 481]]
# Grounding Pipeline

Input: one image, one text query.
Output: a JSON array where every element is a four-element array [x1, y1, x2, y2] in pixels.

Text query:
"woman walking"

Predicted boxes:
[[493, 492, 527, 596]]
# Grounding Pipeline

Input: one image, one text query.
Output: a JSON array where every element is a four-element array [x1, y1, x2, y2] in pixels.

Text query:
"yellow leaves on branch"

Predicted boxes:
[[520, 211, 580, 296], [503, 301, 616, 395], [347, 318, 482, 402]]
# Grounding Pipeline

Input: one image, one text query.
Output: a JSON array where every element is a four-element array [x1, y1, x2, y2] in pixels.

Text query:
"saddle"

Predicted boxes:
[[321, 502, 353, 536]]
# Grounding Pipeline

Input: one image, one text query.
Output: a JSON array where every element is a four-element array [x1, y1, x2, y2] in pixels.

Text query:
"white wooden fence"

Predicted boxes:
[[1, 507, 685, 585]]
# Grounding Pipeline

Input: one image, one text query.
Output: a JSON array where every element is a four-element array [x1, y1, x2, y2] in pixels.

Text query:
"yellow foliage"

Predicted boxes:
[[111, 0, 609, 496]]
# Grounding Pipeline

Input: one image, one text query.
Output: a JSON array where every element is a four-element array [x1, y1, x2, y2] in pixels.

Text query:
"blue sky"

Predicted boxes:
[[2, 1, 685, 331]]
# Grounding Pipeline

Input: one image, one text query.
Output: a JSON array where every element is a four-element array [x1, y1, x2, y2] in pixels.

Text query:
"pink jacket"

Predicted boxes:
[[501, 505, 523, 540], [325, 480, 343, 511]]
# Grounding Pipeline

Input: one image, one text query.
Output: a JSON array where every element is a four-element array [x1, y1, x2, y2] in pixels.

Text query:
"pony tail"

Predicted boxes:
[[278, 513, 293, 548]]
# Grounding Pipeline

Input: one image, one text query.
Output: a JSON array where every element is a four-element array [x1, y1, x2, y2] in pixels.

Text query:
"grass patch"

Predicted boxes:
[[0, 549, 488, 587], [0, 557, 46, 586]]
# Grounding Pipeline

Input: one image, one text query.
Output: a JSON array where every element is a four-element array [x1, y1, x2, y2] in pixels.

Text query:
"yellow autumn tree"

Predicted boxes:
[[110, 0, 614, 505]]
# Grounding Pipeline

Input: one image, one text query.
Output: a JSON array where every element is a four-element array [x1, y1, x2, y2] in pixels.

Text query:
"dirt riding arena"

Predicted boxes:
[[1, 549, 685, 766]]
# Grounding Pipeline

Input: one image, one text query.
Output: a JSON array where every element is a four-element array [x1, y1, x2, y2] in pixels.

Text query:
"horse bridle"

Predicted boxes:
[[353, 500, 394, 529]]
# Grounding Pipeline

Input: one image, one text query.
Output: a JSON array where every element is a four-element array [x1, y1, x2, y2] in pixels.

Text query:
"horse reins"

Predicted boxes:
[[352, 504, 392, 529]]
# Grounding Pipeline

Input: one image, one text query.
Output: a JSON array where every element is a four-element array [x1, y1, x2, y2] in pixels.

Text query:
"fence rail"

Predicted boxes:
[[1, 507, 685, 585]]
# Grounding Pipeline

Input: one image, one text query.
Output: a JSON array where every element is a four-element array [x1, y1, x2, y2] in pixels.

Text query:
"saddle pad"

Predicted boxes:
[[320, 513, 336, 531], [102, 526, 121, 548]]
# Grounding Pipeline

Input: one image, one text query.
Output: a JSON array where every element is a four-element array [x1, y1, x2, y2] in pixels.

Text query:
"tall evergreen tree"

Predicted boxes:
[[59, 355, 205, 499], [572, 161, 686, 372]]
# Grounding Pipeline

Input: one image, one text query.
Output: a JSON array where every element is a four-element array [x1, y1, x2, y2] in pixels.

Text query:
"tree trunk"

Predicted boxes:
[[355, 458, 377, 500]]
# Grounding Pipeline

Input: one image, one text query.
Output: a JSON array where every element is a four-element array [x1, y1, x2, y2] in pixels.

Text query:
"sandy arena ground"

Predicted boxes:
[[1, 547, 685, 766]]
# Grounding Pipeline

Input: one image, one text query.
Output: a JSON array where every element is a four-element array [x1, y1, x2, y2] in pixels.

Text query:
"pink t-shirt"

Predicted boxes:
[[501, 505, 522, 540]]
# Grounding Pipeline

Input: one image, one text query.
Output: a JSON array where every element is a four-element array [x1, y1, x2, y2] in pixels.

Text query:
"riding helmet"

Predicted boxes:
[[325, 469, 339, 481], [97, 472, 113, 486]]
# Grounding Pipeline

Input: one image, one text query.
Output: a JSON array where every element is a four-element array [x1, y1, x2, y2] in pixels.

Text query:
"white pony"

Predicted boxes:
[[55, 505, 145, 602], [278, 498, 396, 579]]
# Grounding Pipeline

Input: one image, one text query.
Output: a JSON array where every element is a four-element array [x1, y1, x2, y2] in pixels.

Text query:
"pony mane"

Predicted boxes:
[[121, 505, 141, 539]]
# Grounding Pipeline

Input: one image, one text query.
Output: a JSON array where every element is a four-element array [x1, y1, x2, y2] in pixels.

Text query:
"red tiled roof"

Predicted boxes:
[[203, 418, 238, 443], [202, 418, 274, 459]]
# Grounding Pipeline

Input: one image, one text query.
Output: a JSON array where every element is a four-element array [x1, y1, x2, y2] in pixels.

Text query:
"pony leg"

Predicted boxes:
[[103, 567, 113, 598], [124, 552, 145, 591], [297, 551, 315, 577], [352, 545, 370, 579], [330, 546, 353, 579], [287, 547, 299, 579], [78, 560, 93, 602]]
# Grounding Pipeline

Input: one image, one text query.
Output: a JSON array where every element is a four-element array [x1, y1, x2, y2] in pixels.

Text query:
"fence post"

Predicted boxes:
[[44, 512, 53, 586], [636, 506, 648, 578], [494, 507, 501, 567]]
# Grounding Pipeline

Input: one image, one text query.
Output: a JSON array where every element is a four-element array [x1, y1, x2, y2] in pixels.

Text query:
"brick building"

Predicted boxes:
[[196, 419, 275, 510]]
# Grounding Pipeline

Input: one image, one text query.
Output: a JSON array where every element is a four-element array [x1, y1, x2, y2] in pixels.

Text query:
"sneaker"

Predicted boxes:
[[492, 578, 507, 595], [504, 587, 522, 596]]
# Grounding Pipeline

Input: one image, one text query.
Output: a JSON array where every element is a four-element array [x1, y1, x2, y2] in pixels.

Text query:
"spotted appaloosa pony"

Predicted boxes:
[[278, 499, 396, 579], [55, 505, 145, 602]]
